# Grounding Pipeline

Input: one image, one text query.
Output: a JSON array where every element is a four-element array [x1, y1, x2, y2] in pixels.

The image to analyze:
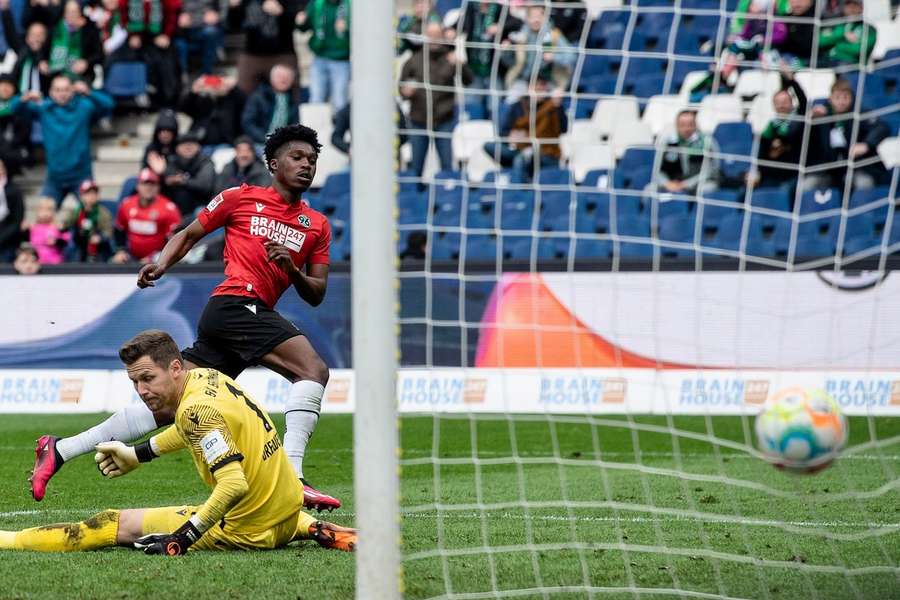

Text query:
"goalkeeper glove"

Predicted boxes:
[[94, 440, 156, 478], [134, 520, 202, 556]]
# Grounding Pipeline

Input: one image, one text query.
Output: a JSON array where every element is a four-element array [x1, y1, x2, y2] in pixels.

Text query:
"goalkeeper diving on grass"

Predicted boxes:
[[0, 329, 356, 555]]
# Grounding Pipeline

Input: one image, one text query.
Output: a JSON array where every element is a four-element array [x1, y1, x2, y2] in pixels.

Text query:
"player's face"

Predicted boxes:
[[126, 356, 183, 422], [272, 141, 317, 192]]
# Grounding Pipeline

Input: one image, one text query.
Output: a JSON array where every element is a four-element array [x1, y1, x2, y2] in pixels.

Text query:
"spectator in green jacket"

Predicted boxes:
[[295, 0, 350, 111], [817, 0, 876, 67]]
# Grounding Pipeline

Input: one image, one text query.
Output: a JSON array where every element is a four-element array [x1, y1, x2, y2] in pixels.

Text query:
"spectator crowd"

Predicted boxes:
[[0, 0, 898, 271]]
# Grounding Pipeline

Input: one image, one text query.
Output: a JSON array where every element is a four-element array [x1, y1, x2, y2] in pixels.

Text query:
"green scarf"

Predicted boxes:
[[49, 20, 82, 73], [469, 5, 499, 77], [268, 92, 290, 133], [128, 0, 163, 34], [762, 116, 792, 140], [0, 98, 12, 117], [19, 55, 33, 92]]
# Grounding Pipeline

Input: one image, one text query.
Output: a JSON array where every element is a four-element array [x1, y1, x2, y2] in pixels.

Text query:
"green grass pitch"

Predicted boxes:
[[1, 413, 899, 599]]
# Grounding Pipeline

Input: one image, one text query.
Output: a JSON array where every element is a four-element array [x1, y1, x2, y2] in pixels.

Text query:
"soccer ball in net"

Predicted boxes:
[[755, 388, 848, 473]]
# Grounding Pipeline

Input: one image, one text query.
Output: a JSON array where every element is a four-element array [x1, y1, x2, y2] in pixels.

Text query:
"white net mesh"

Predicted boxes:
[[386, 0, 900, 597]]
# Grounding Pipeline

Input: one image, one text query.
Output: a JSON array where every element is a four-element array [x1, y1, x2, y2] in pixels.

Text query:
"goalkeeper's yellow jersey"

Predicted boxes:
[[172, 368, 303, 533]]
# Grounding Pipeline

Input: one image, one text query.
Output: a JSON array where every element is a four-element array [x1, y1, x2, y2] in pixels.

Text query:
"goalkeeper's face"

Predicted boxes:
[[125, 355, 185, 424]]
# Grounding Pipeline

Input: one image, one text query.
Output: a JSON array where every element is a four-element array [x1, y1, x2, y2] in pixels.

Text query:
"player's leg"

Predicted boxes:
[[288, 510, 357, 552], [0, 509, 126, 551], [259, 335, 341, 511], [30, 404, 162, 501]]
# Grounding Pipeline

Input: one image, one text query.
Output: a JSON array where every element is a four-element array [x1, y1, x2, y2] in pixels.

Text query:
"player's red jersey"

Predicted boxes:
[[197, 184, 331, 308], [116, 194, 182, 260]]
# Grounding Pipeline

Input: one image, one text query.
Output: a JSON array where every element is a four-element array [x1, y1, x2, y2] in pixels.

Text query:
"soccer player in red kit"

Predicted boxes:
[[31, 124, 341, 511]]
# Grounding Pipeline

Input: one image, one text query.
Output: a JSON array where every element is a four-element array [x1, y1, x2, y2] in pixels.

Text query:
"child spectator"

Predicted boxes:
[[67, 179, 114, 261], [175, 0, 224, 75], [0, 158, 24, 262], [817, 0, 876, 67], [804, 78, 890, 191], [14, 73, 115, 205], [180, 74, 244, 148], [215, 135, 271, 190], [0, 74, 34, 174], [48, 1, 103, 85], [141, 108, 179, 168], [295, 0, 350, 111], [241, 64, 299, 145], [14, 242, 41, 274], [112, 167, 181, 262], [28, 196, 70, 264], [233, 0, 299, 94], [149, 131, 215, 216]]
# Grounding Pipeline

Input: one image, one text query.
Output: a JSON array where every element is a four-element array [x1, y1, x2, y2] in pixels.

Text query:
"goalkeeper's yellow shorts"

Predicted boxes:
[[141, 505, 314, 551]]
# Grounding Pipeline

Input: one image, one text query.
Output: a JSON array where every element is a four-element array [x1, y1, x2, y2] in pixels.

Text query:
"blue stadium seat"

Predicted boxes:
[[431, 233, 461, 260], [582, 54, 617, 78], [709, 213, 745, 252], [625, 57, 667, 78], [794, 236, 835, 258], [797, 216, 839, 253], [575, 194, 612, 234], [321, 171, 350, 198], [582, 169, 611, 188], [537, 168, 574, 186], [673, 29, 704, 57], [700, 205, 742, 237], [462, 234, 498, 262], [99, 200, 118, 216], [614, 148, 656, 190], [104, 62, 148, 98], [117, 177, 137, 202], [658, 214, 697, 245], [502, 236, 535, 260], [849, 186, 892, 209], [626, 75, 666, 99], [651, 197, 694, 220], [574, 238, 612, 259], [748, 212, 793, 253], [613, 192, 644, 216], [617, 241, 655, 257], [799, 187, 841, 215], [713, 122, 753, 181], [843, 213, 880, 254], [615, 214, 651, 238], [577, 75, 618, 95], [465, 201, 495, 230], [499, 192, 536, 230], [750, 188, 791, 212]]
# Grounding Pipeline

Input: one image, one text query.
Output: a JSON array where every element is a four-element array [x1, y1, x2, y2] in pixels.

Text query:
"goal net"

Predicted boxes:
[[383, 0, 900, 598]]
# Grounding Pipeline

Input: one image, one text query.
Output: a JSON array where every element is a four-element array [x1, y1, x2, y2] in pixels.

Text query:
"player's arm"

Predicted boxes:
[[94, 425, 186, 478], [265, 243, 329, 306]]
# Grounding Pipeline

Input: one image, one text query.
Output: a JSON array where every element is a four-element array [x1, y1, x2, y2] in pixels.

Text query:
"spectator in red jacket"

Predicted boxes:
[[112, 167, 181, 262]]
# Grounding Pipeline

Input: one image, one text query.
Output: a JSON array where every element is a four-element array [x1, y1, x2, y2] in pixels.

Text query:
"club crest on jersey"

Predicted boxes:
[[206, 194, 224, 212], [298, 215, 311, 228]]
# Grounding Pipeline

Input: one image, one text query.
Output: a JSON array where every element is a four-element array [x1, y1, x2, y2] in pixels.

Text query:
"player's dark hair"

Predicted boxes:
[[264, 124, 322, 172], [119, 329, 183, 369]]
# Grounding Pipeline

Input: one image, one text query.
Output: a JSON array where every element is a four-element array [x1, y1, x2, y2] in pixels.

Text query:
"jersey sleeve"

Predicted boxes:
[[177, 402, 243, 473], [197, 186, 242, 233], [308, 217, 331, 265]]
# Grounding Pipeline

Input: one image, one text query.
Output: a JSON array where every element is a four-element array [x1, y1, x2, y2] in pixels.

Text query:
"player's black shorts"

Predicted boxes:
[[181, 295, 302, 379]]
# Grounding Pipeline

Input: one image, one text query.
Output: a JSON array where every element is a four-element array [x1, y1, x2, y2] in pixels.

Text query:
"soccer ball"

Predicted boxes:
[[754, 387, 848, 473]]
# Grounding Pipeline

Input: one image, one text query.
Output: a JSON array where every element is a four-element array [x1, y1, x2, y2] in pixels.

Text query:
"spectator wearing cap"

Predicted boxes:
[[14, 72, 115, 206], [0, 157, 24, 262], [65, 179, 114, 261], [13, 242, 40, 274], [47, 1, 104, 86], [295, 0, 350, 111], [142, 107, 179, 168], [241, 64, 299, 146], [0, 74, 34, 174], [215, 135, 271, 191], [112, 167, 181, 263], [180, 74, 245, 147], [147, 130, 216, 216]]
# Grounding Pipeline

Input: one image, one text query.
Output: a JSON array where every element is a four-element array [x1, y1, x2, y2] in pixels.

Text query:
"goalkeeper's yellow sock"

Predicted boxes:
[[0, 510, 119, 552], [293, 510, 318, 540]]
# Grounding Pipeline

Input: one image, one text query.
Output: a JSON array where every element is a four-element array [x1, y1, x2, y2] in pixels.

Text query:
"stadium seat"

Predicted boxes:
[[642, 95, 686, 136], [709, 213, 746, 253], [748, 213, 792, 256], [713, 122, 754, 182], [627, 75, 667, 99], [591, 96, 640, 138], [794, 70, 837, 101], [872, 21, 900, 60], [614, 213, 651, 238], [499, 192, 536, 230], [104, 62, 147, 98], [701, 205, 743, 240], [798, 188, 842, 215], [300, 103, 346, 183], [849, 186, 892, 209], [878, 137, 900, 168], [609, 120, 654, 158], [697, 94, 743, 134], [612, 191, 643, 216], [574, 237, 613, 259], [734, 69, 782, 100], [650, 196, 694, 220], [624, 57, 667, 79], [576, 192, 612, 232], [321, 171, 351, 198], [431, 232, 461, 260], [617, 240, 655, 257], [747, 93, 775, 134], [117, 177, 137, 203], [582, 169, 611, 189], [582, 54, 619, 79], [750, 188, 791, 212], [613, 147, 655, 190], [567, 142, 614, 182], [658, 213, 697, 245], [843, 213, 882, 254], [462, 233, 498, 262]]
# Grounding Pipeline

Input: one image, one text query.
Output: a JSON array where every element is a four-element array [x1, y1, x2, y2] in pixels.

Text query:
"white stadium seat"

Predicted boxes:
[[609, 119, 653, 158], [300, 103, 348, 183], [877, 137, 900, 168], [452, 120, 497, 182], [794, 70, 836, 101], [591, 96, 640, 139], [746, 94, 775, 134], [642, 95, 686, 137], [697, 94, 743, 134], [567, 142, 614, 182], [872, 21, 900, 60], [734, 69, 782, 100]]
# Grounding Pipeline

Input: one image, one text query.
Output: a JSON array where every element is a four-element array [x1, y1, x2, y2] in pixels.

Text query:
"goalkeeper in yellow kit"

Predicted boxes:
[[0, 329, 356, 555]]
